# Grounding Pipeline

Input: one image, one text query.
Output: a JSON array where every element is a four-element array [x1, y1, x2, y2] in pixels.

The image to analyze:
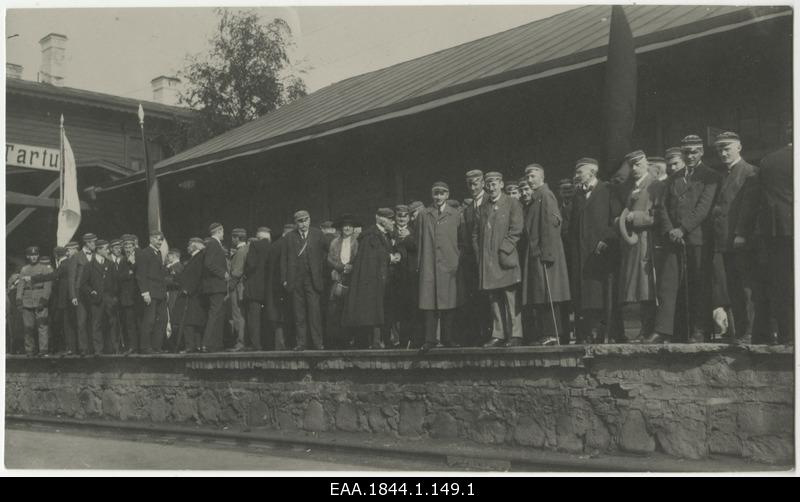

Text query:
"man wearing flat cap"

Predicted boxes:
[[227, 228, 249, 351], [80, 240, 120, 354], [417, 182, 466, 352], [565, 158, 620, 344], [343, 208, 400, 349], [649, 135, 720, 343], [708, 131, 757, 343], [461, 169, 490, 346], [283, 210, 327, 351], [504, 181, 520, 200], [17, 246, 53, 356], [520, 164, 571, 345], [616, 151, 659, 339], [173, 238, 207, 353], [664, 147, 685, 177], [67, 232, 97, 355], [473, 172, 525, 347], [200, 223, 229, 352], [136, 231, 169, 353], [242, 227, 272, 351]]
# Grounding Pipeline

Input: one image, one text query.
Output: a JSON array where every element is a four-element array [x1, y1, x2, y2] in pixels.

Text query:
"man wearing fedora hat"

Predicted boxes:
[[616, 151, 658, 339], [283, 210, 327, 351], [80, 240, 120, 354], [473, 172, 525, 347], [709, 131, 757, 343], [201, 222, 229, 352]]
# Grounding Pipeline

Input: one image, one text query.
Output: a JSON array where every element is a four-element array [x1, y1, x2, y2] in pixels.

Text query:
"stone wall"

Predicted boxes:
[[5, 344, 794, 465]]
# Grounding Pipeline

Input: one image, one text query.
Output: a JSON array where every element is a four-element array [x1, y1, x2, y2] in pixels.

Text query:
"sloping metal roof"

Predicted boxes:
[[102, 4, 791, 189], [6, 78, 196, 122]]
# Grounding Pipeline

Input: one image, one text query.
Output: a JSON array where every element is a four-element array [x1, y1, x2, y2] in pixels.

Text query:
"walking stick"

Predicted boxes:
[[542, 262, 561, 346], [680, 241, 690, 342]]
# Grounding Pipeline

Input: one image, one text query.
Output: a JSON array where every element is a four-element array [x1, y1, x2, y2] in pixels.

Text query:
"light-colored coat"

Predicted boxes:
[[522, 185, 570, 305], [472, 193, 523, 291], [417, 203, 465, 310], [617, 174, 657, 303]]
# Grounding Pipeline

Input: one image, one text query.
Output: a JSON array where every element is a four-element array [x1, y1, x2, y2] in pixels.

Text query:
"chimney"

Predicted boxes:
[[6, 63, 23, 80], [151, 75, 181, 106], [39, 33, 68, 86]]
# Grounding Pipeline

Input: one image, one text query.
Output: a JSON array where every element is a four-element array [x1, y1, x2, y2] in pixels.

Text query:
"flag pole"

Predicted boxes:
[[59, 114, 64, 209], [138, 104, 150, 216]]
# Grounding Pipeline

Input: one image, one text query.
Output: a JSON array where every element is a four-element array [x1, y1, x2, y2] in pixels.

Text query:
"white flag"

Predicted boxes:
[[57, 130, 81, 246]]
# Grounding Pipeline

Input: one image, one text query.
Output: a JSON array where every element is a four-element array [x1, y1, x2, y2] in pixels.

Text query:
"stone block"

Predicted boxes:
[[198, 391, 221, 423], [335, 402, 360, 432], [742, 435, 794, 465], [101, 390, 121, 419], [619, 410, 655, 454], [738, 404, 793, 436], [248, 399, 270, 427], [149, 397, 169, 423], [172, 393, 198, 423], [430, 412, 459, 439], [367, 407, 390, 433], [556, 415, 583, 453], [399, 401, 425, 437], [513, 416, 546, 448], [303, 400, 327, 432]]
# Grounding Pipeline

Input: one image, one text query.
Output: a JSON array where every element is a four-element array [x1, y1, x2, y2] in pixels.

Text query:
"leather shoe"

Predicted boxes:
[[643, 333, 671, 344], [483, 338, 506, 348], [506, 338, 524, 347], [293, 346, 306, 352], [369, 342, 385, 350], [689, 329, 707, 344], [418, 343, 434, 354]]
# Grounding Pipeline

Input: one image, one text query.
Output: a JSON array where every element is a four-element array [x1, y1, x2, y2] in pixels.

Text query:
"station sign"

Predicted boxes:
[[6, 142, 61, 172]]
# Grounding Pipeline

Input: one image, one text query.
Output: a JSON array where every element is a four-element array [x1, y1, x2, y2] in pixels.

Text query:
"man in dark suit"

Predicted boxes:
[[174, 238, 207, 352], [80, 240, 120, 354], [48, 246, 71, 354], [118, 235, 140, 354], [741, 136, 793, 345], [565, 158, 620, 344], [67, 232, 96, 355], [266, 224, 295, 350], [460, 169, 490, 347], [136, 230, 168, 354], [709, 131, 758, 343], [201, 222, 229, 352], [647, 135, 720, 343], [243, 227, 272, 351], [282, 210, 327, 351]]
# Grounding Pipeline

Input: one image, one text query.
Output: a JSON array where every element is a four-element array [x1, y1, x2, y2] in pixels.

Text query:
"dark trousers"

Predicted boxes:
[[245, 300, 263, 350], [64, 305, 78, 353], [272, 321, 287, 350], [530, 302, 565, 343], [76, 301, 90, 353], [712, 251, 753, 339], [202, 293, 226, 351], [120, 305, 139, 352], [424, 309, 456, 345], [183, 325, 202, 351], [655, 244, 711, 340], [753, 237, 793, 344], [292, 273, 323, 349], [91, 298, 120, 354], [140, 297, 167, 353], [50, 307, 65, 353]]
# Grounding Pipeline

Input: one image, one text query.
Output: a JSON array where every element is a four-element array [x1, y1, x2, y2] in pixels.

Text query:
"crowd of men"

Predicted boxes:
[[8, 130, 793, 356]]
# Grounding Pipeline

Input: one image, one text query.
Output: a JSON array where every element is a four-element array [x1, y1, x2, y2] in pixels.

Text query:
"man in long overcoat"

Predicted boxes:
[[616, 151, 658, 338], [342, 208, 398, 349], [565, 158, 619, 343], [242, 227, 271, 351], [173, 238, 207, 353], [136, 231, 168, 354], [472, 171, 524, 347], [265, 224, 295, 350], [521, 164, 571, 345], [709, 131, 757, 343], [648, 135, 720, 343], [119, 236, 140, 354], [417, 182, 465, 353], [460, 169, 490, 346], [201, 222, 229, 352], [67, 232, 96, 355]]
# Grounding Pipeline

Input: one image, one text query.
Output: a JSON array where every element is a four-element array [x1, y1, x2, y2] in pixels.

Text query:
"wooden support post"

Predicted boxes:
[[6, 179, 61, 237]]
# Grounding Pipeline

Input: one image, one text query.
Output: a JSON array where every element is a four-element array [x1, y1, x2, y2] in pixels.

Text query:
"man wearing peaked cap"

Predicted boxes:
[[518, 178, 533, 206], [283, 210, 327, 351], [343, 207, 400, 349], [242, 226, 272, 352], [392, 203, 418, 348], [408, 201, 424, 222], [461, 169, 489, 345], [201, 222, 228, 352], [474, 167, 525, 347], [648, 135, 720, 344], [228, 227, 249, 351], [648, 156, 668, 181], [504, 181, 520, 200], [17, 244, 53, 356], [664, 147, 685, 176], [67, 233, 97, 355], [415, 181, 466, 353], [136, 228, 169, 354], [566, 155, 621, 343], [708, 130, 757, 344], [118, 236, 140, 354], [164, 246, 184, 352], [81, 237, 120, 354], [264, 223, 297, 350]]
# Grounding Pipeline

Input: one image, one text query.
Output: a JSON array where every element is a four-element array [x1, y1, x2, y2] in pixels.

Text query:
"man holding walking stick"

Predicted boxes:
[[646, 135, 719, 343]]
